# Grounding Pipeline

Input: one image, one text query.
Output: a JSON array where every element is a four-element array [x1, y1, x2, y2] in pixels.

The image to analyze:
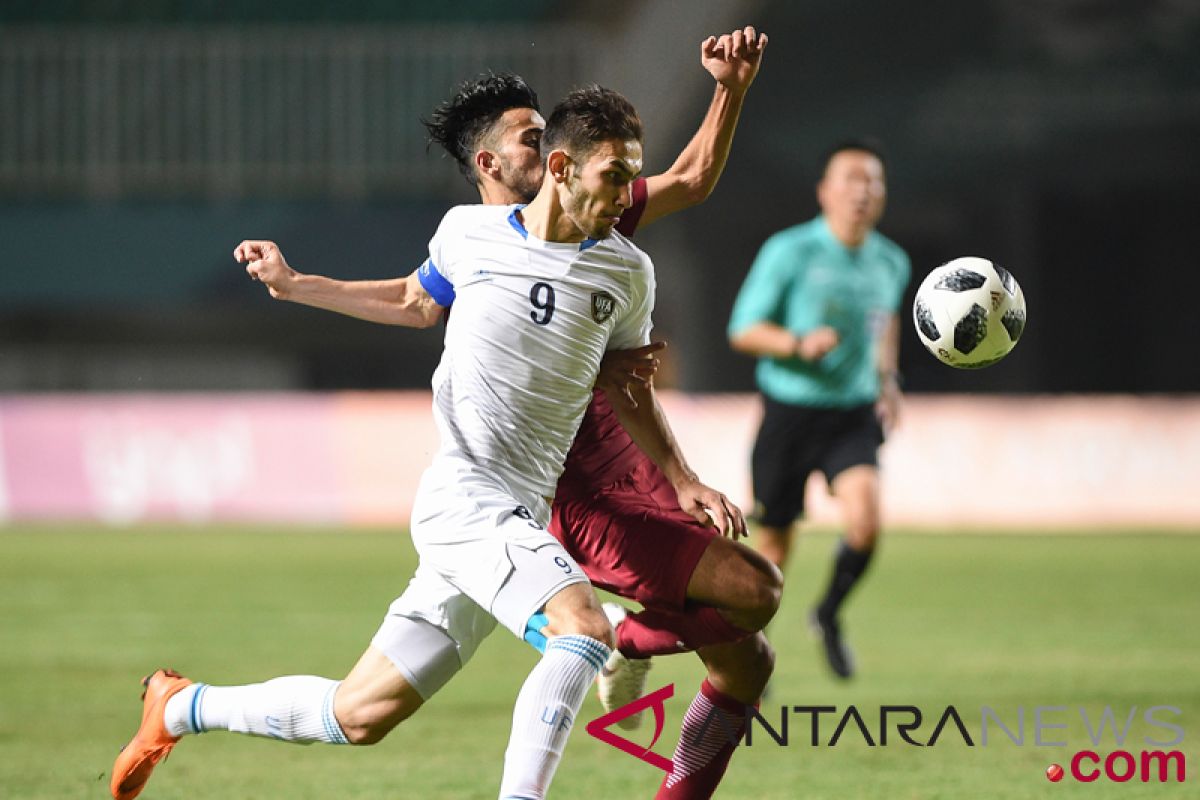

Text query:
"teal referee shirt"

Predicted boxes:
[[728, 215, 910, 407]]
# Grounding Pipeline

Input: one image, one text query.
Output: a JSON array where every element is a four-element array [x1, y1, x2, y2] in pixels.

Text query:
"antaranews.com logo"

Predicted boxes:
[[586, 684, 1187, 785]]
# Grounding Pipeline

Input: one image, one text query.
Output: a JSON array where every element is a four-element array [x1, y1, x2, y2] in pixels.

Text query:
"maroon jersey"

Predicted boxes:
[[555, 388, 644, 498]]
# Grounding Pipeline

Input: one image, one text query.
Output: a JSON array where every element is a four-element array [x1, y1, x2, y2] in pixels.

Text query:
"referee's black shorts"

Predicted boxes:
[[750, 395, 884, 529]]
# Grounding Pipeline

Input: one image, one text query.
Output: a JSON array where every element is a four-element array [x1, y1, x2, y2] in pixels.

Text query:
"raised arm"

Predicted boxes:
[[233, 240, 444, 329], [638, 25, 768, 228], [604, 381, 747, 540]]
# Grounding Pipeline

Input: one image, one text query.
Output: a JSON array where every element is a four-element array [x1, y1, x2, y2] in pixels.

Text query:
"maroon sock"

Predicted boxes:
[[616, 607, 752, 659], [655, 679, 750, 799]]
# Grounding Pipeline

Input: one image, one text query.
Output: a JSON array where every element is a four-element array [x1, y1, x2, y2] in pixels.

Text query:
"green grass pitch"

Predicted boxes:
[[1, 525, 1197, 799]]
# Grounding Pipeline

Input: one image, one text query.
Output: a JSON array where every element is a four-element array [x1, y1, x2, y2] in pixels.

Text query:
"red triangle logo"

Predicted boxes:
[[585, 683, 675, 773]]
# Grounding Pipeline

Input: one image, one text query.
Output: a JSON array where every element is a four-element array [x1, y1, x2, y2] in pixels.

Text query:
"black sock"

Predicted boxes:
[[816, 539, 874, 622]]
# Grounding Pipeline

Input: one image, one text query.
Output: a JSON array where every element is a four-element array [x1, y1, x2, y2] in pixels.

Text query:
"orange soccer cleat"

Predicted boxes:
[[110, 668, 193, 800]]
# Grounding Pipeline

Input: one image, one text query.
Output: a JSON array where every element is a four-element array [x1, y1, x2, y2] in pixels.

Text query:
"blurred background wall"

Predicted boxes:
[[4, 0, 1198, 395], [1, 1, 1198, 528]]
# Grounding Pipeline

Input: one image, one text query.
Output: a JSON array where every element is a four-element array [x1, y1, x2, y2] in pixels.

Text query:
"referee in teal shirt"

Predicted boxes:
[[728, 139, 910, 679]]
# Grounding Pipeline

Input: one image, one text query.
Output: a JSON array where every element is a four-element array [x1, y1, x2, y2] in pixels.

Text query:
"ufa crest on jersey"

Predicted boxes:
[[591, 291, 616, 324]]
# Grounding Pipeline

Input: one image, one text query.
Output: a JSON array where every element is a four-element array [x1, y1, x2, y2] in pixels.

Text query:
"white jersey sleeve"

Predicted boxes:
[[417, 204, 497, 307]]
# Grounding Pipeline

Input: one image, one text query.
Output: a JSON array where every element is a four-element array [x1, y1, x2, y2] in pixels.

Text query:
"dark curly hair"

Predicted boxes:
[[541, 85, 643, 160], [422, 72, 540, 185]]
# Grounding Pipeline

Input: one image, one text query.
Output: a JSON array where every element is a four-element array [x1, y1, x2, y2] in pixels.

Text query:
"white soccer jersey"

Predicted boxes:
[[417, 203, 655, 507]]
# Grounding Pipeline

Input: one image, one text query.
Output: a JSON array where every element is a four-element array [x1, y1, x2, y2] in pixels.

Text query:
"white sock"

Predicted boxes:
[[163, 676, 349, 744], [498, 635, 611, 800]]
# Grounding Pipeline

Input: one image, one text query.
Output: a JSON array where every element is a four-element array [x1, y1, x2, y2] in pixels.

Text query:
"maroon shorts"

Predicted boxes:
[[550, 459, 717, 612]]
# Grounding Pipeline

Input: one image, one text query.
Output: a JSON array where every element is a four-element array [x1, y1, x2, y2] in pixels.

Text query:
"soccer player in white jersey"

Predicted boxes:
[[229, 32, 778, 798], [111, 87, 742, 800], [226, 29, 775, 799]]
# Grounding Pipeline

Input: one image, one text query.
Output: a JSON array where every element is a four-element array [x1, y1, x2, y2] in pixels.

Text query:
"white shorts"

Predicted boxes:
[[372, 458, 589, 696]]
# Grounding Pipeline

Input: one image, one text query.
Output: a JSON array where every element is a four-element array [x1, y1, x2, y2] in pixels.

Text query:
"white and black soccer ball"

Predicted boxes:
[[912, 256, 1026, 369]]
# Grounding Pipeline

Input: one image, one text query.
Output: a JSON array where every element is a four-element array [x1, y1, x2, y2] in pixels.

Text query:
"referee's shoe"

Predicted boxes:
[[809, 610, 854, 679]]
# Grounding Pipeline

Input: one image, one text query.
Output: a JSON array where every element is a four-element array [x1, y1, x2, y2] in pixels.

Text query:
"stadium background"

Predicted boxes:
[[1, 2, 1197, 799], [3, 0, 1199, 528], [3, 0, 1199, 397]]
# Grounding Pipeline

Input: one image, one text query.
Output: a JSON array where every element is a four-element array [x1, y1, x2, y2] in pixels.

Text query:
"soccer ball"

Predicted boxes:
[[912, 257, 1026, 369]]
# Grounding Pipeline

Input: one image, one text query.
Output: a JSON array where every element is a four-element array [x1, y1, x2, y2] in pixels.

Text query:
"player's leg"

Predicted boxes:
[[655, 634, 774, 799], [409, 477, 609, 798], [820, 463, 882, 613], [556, 466, 782, 661], [685, 534, 782, 633], [111, 569, 469, 799], [634, 518, 777, 798], [537, 572, 614, 643], [811, 464, 880, 670], [334, 611, 460, 744], [498, 575, 613, 800], [599, 537, 777, 742], [553, 482, 779, 798], [332, 649, 423, 745], [436, 490, 611, 800], [638, 460, 784, 634], [170, 568, 467, 746], [110, 653, 411, 800], [610, 535, 781, 659], [161, 646, 424, 746], [604, 462, 782, 671], [755, 522, 795, 570], [696, 631, 774, 705], [558, 484, 779, 747]]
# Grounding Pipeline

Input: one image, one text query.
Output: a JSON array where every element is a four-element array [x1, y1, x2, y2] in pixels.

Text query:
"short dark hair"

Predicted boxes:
[[820, 137, 888, 176], [422, 72, 540, 184], [541, 85, 643, 160]]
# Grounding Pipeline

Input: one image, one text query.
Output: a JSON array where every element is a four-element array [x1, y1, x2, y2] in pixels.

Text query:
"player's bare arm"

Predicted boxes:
[[234, 237, 656, 397], [638, 25, 767, 227], [604, 380, 747, 539], [730, 321, 840, 362], [234, 240, 444, 329], [875, 312, 903, 432]]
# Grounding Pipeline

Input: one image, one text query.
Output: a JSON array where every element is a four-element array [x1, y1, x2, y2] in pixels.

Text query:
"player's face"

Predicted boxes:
[[492, 107, 546, 203], [817, 150, 886, 233], [562, 138, 643, 239]]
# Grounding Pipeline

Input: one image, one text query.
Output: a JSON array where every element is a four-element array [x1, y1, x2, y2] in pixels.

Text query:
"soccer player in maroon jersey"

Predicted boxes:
[[245, 28, 779, 798]]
